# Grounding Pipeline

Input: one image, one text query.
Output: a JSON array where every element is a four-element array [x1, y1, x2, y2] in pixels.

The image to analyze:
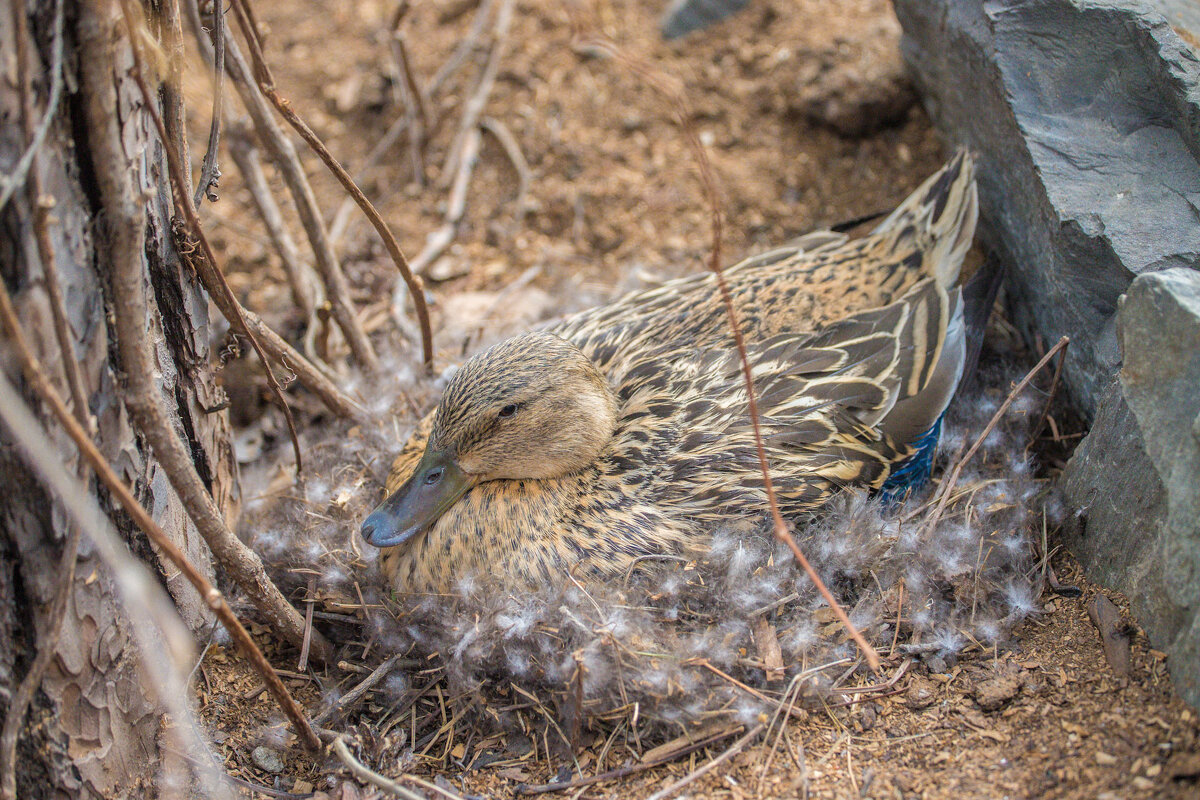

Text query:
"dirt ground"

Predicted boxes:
[[185, 0, 1200, 798]]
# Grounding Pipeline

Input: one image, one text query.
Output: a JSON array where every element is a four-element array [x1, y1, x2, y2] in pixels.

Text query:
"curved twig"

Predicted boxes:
[[0, 0, 65, 216], [226, 0, 435, 369], [0, 372, 235, 800], [576, 31, 882, 672], [0, 266, 321, 753], [184, 0, 380, 371]]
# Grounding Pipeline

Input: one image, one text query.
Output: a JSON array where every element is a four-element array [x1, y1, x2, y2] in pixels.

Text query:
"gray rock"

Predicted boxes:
[[895, 0, 1200, 706], [1063, 269, 1200, 706], [660, 0, 750, 40], [894, 0, 1200, 417], [251, 745, 285, 774]]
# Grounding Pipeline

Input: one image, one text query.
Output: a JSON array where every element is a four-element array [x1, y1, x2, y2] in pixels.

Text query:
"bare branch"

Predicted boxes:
[[0, 273, 322, 753], [226, 120, 320, 319], [922, 336, 1071, 537], [0, 371, 236, 800], [481, 116, 531, 231], [0, 0, 65, 216], [226, 0, 435, 368], [194, 0, 225, 207], [185, 0, 380, 370], [88, 0, 333, 663], [440, 0, 514, 185], [407, 125, 481, 276], [0, 6, 90, 789], [332, 738, 426, 800]]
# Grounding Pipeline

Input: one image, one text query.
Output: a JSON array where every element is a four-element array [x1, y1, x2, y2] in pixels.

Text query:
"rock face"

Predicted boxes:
[[894, 0, 1200, 706], [894, 0, 1200, 417], [1063, 269, 1200, 705]]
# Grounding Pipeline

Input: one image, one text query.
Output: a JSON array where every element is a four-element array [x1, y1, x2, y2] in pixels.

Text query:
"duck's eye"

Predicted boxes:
[[498, 404, 518, 418], [424, 467, 444, 486]]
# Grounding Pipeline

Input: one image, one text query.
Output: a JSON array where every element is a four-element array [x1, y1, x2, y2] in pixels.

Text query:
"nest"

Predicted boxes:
[[237, 341, 1057, 772]]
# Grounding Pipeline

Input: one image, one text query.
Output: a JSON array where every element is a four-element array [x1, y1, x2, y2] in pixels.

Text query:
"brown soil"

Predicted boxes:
[[186, 0, 1200, 798]]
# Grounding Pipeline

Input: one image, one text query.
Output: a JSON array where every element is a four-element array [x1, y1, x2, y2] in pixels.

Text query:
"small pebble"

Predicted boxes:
[[252, 745, 284, 774], [1094, 750, 1117, 766]]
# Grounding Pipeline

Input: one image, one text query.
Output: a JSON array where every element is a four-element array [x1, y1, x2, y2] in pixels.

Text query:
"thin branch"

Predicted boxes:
[[923, 336, 1070, 537], [515, 727, 742, 795], [226, 0, 435, 369], [332, 737, 426, 800], [481, 116, 531, 231], [194, 0, 225, 207], [123, 5, 304, 472], [575, 31, 881, 672], [441, 0, 514, 185], [408, 125, 481, 276], [0, 371, 235, 800], [312, 654, 402, 726], [391, 29, 428, 145], [0, 276, 321, 752], [1027, 337, 1068, 449], [94, 2, 334, 664], [0, 0, 65, 216], [185, 0, 380, 371], [226, 121, 320, 319], [9, 0, 92, 437]]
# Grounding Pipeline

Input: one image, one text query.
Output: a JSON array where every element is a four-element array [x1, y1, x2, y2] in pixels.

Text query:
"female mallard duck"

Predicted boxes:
[[363, 152, 982, 592]]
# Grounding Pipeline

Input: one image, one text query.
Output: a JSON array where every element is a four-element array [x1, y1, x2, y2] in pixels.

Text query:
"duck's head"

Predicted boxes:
[[361, 332, 618, 549]]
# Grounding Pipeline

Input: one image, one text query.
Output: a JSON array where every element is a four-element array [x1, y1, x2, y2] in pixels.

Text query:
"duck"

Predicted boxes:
[[362, 152, 984, 593]]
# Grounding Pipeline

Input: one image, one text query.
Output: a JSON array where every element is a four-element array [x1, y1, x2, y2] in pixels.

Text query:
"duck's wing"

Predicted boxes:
[[647, 277, 964, 513]]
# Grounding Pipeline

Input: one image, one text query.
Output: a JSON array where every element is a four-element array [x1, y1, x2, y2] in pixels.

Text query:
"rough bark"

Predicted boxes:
[[0, 0, 239, 796]]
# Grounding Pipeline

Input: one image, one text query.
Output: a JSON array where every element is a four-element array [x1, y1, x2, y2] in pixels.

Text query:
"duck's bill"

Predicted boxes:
[[360, 449, 475, 548]]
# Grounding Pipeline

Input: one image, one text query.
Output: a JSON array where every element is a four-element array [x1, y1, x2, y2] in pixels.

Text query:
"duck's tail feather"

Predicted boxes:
[[876, 280, 964, 448], [956, 255, 1006, 394], [872, 149, 979, 289]]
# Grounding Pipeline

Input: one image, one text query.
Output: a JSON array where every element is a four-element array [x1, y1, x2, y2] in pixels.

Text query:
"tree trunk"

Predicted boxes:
[[0, 0, 238, 796]]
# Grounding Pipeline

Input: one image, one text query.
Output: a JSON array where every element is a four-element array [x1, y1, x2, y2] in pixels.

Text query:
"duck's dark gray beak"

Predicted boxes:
[[361, 448, 475, 548]]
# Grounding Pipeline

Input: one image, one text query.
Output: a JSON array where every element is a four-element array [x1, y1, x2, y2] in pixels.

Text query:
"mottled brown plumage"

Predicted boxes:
[[363, 153, 979, 593]]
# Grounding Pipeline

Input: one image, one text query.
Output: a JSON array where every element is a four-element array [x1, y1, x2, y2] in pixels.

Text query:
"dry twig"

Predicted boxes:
[[441, 0, 514, 184], [225, 120, 320, 320], [0, 372, 234, 800], [185, 0, 379, 370], [0, 275, 321, 751], [226, 0, 435, 368], [194, 0, 225, 206], [575, 30, 882, 673], [94, 0, 334, 662], [920, 336, 1070, 538], [644, 724, 765, 800], [332, 737, 426, 800], [409, 126, 482, 276]]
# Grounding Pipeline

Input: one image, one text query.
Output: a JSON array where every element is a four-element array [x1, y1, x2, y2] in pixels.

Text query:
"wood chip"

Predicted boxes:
[[1087, 595, 1132, 678]]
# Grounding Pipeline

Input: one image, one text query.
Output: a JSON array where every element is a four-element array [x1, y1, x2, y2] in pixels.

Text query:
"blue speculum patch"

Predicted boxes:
[[879, 412, 946, 503]]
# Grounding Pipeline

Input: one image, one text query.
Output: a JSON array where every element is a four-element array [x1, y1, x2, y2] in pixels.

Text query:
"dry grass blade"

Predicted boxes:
[[573, 30, 881, 672], [227, 0, 435, 369]]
